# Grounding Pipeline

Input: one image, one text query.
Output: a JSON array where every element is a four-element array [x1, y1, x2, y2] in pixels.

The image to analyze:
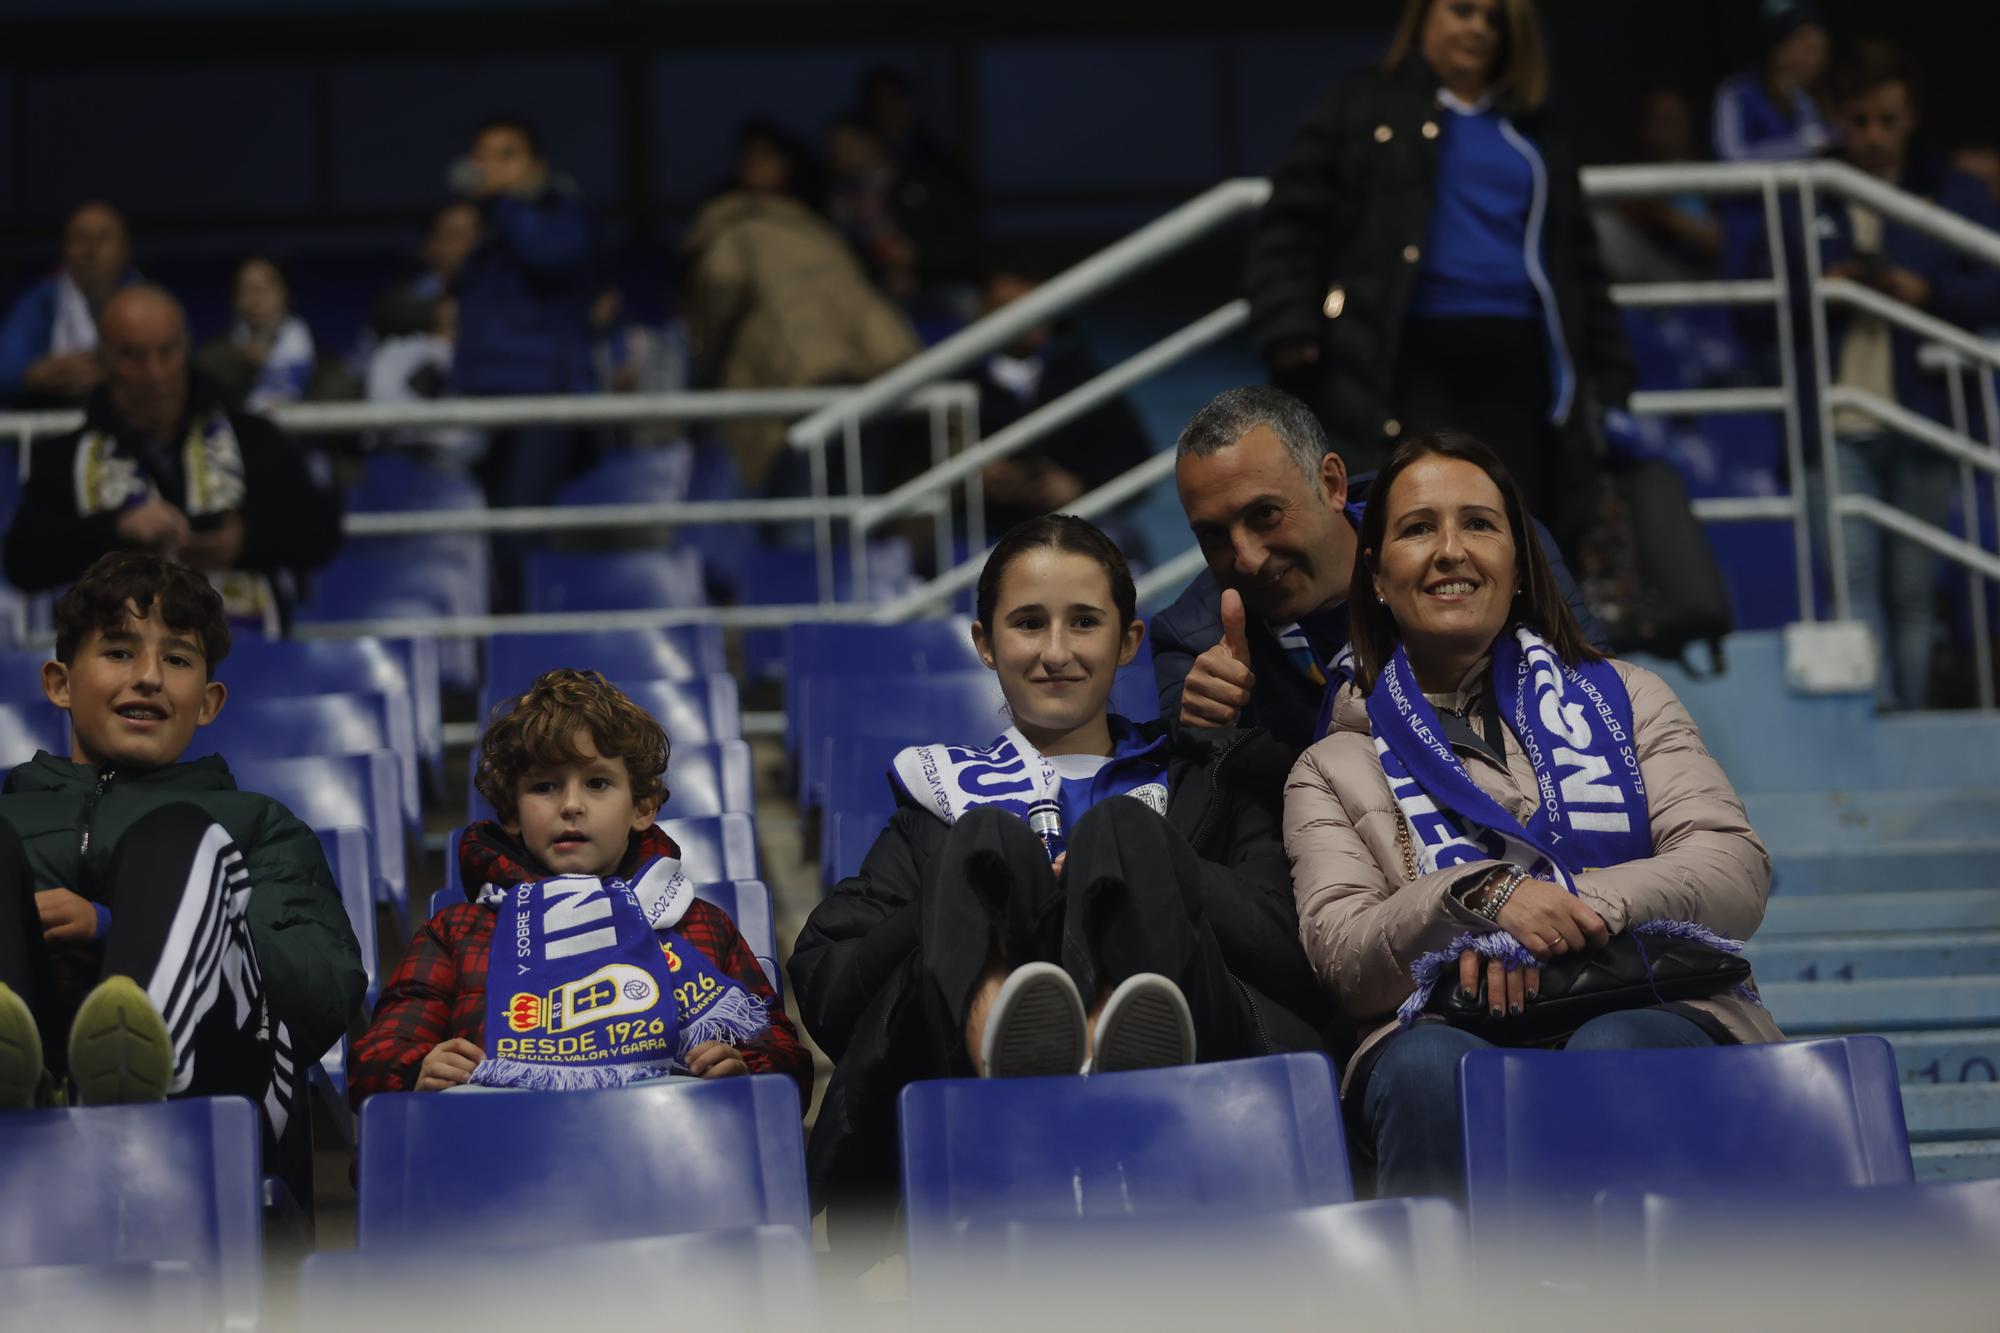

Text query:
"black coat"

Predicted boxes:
[[4, 373, 342, 599], [789, 720, 1328, 1230], [1244, 56, 1634, 470]]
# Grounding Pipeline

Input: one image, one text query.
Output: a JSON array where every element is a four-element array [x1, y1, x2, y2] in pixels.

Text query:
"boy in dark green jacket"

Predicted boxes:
[[0, 552, 365, 1153]]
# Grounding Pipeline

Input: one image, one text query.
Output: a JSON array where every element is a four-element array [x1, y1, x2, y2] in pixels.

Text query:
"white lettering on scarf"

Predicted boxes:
[[1517, 634, 1640, 837]]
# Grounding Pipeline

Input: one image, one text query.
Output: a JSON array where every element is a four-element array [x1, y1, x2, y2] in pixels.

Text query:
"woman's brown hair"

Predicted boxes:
[[1346, 429, 1601, 693], [1383, 0, 1549, 115]]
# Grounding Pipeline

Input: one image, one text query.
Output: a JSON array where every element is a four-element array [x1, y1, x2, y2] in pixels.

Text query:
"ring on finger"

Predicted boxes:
[[1550, 937, 1568, 953]]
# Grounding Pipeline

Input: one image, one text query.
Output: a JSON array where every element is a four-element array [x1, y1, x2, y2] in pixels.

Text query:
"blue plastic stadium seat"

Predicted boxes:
[[295, 555, 481, 690], [1457, 1036, 1914, 1241], [465, 738, 755, 823], [484, 627, 726, 696], [218, 637, 444, 797], [523, 549, 705, 614], [898, 1053, 1351, 1276], [0, 699, 67, 768], [824, 807, 893, 888], [440, 815, 758, 902], [475, 675, 741, 746], [235, 751, 408, 928], [311, 825, 379, 1143], [793, 666, 1159, 811], [353, 1076, 809, 1251], [0, 1097, 262, 1331], [192, 692, 421, 830], [0, 1260, 207, 1330]]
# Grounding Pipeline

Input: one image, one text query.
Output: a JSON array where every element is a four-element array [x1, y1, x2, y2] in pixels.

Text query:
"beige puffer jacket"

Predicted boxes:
[[1285, 657, 1784, 1092]]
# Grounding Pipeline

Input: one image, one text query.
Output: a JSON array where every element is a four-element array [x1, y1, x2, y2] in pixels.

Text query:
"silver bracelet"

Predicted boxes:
[[1476, 866, 1527, 922]]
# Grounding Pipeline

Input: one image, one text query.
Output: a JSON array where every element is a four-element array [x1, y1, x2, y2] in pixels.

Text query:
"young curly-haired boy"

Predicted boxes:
[[352, 669, 809, 1103]]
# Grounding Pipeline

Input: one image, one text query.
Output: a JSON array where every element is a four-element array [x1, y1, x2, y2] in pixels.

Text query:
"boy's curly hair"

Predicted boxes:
[[473, 669, 670, 825], [55, 551, 231, 672]]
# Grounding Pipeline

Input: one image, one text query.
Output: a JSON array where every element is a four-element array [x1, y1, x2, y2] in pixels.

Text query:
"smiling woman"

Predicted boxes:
[[790, 514, 1335, 1256], [1284, 431, 1781, 1201]]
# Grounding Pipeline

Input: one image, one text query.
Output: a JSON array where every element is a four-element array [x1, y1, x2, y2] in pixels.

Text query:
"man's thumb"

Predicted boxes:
[[1220, 588, 1250, 662]]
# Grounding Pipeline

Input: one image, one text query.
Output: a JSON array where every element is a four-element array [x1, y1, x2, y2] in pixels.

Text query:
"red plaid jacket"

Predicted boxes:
[[350, 824, 810, 1107]]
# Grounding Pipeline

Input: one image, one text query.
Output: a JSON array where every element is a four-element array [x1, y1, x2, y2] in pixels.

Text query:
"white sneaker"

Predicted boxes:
[[1090, 973, 1195, 1074], [980, 962, 1086, 1079]]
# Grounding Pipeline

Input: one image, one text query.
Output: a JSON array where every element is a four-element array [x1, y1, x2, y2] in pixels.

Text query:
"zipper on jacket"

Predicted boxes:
[[1186, 731, 1252, 853], [1233, 974, 1275, 1055], [78, 769, 117, 860]]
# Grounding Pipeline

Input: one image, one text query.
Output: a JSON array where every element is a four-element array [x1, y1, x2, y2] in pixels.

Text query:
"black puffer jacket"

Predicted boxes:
[[1244, 56, 1634, 470], [789, 720, 1332, 1243]]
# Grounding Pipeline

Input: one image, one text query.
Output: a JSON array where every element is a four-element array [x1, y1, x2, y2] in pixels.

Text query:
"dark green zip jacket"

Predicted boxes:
[[0, 750, 366, 1065]]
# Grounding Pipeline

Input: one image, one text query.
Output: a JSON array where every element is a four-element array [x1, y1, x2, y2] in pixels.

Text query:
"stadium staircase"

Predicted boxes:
[[1651, 633, 2000, 1182]]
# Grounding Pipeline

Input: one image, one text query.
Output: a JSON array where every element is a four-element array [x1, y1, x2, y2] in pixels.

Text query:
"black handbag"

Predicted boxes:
[[1422, 929, 1752, 1046]]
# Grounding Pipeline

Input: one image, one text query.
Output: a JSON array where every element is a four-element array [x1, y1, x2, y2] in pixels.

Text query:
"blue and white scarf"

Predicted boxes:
[[473, 855, 769, 1090], [889, 714, 1170, 856], [1369, 626, 1745, 1025]]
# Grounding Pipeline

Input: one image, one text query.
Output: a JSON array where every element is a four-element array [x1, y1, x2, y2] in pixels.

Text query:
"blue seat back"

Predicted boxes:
[[0, 1097, 262, 1330], [193, 692, 420, 830], [466, 739, 754, 823], [218, 637, 443, 791], [484, 628, 726, 695], [315, 826, 380, 1012], [1458, 1036, 1914, 1238], [234, 751, 407, 922], [0, 699, 66, 767], [354, 1077, 809, 1251], [824, 807, 892, 887], [523, 549, 705, 614], [898, 1053, 1351, 1268]]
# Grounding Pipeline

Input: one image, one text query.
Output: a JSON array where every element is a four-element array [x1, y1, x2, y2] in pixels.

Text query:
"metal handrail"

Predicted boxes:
[[785, 177, 1273, 452]]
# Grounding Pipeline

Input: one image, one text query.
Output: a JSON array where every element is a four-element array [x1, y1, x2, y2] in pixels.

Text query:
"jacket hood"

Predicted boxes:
[[4, 749, 235, 795]]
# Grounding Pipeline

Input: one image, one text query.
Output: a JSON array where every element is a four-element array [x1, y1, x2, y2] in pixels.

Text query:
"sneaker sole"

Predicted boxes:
[[68, 978, 173, 1106], [986, 969, 1086, 1079], [1094, 980, 1194, 1074], [0, 984, 41, 1110]]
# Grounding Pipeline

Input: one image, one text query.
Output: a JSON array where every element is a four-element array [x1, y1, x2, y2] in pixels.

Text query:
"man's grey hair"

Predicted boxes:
[[1174, 385, 1331, 482]]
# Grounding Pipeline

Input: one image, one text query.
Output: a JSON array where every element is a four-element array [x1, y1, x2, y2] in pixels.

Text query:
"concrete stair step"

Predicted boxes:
[[1760, 890, 2000, 935], [1747, 788, 2000, 848], [1770, 846, 2000, 895], [1760, 977, 2000, 1031], [1745, 930, 2000, 982], [1902, 1084, 2000, 1142], [1883, 1029, 2000, 1085], [1912, 1139, 2000, 1182]]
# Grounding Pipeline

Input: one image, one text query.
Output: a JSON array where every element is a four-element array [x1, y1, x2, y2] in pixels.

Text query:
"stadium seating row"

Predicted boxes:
[[9, 1036, 1997, 1326]]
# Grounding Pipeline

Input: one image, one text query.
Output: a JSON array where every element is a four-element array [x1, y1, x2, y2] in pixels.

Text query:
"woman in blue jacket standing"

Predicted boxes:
[[1245, 0, 1631, 558]]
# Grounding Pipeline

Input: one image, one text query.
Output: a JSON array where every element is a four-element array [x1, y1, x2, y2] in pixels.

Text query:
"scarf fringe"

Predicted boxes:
[[470, 1057, 670, 1092], [1396, 918, 1755, 1028], [678, 988, 770, 1055]]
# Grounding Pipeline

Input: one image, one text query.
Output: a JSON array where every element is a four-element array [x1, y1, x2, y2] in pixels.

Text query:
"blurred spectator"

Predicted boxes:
[[1950, 147, 2000, 207], [826, 117, 919, 302], [1808, 42, 2000, 710], [1244, 0, 1630, 556], [975, 259, 1152, 547], [851, 67, 981, 311], [682, 119, 920, 490], [446, 113, 595, 605], [1596, 88, 1724, 283], [0, 202, 137, 407], [3, 287, 342, 635], [366, 297, 487, 468], [1712, 0, 1834, 163], [196, 255, 318, 412], [370, 200, 480, 344]]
